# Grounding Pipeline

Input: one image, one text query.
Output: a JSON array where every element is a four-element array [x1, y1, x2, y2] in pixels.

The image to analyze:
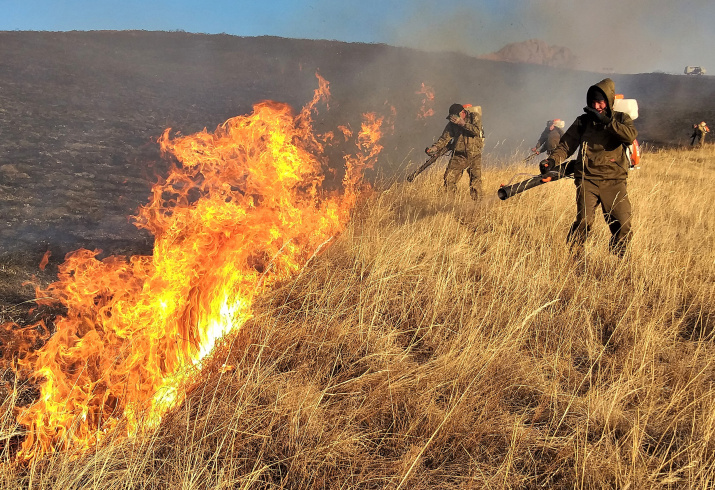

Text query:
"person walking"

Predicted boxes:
[[690, 121, 710, 147], [538, 78, 638, 257], [426, 103, 484, 201]]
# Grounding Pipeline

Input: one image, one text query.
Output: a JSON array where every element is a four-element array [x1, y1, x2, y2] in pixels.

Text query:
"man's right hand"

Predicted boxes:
[[583, 106, 612, 125], [539, 158, 555, 175], [448, 114, 465, 126]]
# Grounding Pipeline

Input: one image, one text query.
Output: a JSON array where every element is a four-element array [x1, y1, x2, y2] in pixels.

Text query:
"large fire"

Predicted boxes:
[[0, 74, 383, 461]]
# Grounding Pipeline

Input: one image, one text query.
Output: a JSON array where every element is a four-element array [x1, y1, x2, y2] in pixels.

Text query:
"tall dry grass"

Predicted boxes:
[[1, 145, 714, 488]]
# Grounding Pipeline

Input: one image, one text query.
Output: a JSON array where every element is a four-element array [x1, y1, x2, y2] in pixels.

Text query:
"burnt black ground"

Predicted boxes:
[[1, 30, 715, 313]]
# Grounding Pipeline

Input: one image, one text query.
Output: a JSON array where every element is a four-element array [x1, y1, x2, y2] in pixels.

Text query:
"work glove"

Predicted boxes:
[[583, 106, 612, 125], [539, 158, 555, 175], [448, 114, 465, 126], [530, 147, 539, 154]]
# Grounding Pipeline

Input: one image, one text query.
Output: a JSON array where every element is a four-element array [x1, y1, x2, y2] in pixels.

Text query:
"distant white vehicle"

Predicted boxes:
[[684, 66, 706, 75]]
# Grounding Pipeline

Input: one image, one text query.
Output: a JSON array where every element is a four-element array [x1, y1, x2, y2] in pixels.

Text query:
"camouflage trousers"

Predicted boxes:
[[567, 179, 632, 257], [443, 152, 482, 201]]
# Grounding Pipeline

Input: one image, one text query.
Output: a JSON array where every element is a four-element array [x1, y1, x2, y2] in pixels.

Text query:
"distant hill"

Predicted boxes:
[[2, 30, 715, 261], [481, 39, 577, 69], [1, 31, 713, 153]]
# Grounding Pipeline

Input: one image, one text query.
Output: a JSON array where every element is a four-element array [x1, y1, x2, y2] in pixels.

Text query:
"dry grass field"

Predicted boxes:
[[1, 144, 714, 488]]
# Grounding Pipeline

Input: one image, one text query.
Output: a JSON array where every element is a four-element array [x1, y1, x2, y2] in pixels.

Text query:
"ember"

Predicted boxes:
[[38, 251, 51, 271], [0, 74, 384, 461]]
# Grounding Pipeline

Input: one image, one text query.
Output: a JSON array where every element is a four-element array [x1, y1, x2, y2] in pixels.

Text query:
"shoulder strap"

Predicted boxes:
[[577, 117, 588, 139]]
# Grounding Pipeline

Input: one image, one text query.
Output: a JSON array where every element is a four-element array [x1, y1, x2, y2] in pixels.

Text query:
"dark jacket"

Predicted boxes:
[[550, 78, 638, 181], [431, 110, 484, 157], [537, 126, 564, 153]]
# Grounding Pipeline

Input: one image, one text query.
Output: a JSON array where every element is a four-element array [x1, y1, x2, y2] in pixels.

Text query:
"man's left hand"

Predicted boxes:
[[583, 106, 612, 125], [449, 114, 465, 126]]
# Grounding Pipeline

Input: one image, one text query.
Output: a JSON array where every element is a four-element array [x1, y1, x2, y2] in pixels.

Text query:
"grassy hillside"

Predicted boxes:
[[2, 144, 713, 488], [4, 31, 715, 273]]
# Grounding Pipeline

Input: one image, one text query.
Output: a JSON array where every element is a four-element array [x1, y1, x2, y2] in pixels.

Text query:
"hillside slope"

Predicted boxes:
[[2, 31, 715, 266], [2, 140, 714, 487]]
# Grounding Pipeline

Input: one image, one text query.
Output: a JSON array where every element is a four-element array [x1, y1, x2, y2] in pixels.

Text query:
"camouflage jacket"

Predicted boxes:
[[431, 110, 484, 157], [550, 78, 638, 181]]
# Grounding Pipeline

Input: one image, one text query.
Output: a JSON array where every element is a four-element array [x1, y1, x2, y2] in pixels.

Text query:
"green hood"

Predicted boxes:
[[587, 78, 616, 114]]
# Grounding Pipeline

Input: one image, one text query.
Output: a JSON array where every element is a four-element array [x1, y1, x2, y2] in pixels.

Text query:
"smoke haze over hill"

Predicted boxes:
[[3, 1, 715, 75], [381, 0, 715, 74], [480, 40, 577, 69], [2, 30, 715, 262]]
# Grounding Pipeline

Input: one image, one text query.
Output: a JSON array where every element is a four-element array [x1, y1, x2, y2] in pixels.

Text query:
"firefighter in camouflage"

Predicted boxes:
[[426, 103, 484, 201]]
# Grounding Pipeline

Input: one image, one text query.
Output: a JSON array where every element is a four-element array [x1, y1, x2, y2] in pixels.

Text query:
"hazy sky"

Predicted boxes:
[[2, 0, 714, 74]]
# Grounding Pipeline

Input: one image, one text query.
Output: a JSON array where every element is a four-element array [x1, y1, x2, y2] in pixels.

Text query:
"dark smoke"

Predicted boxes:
[[388, 0, 715, 75]]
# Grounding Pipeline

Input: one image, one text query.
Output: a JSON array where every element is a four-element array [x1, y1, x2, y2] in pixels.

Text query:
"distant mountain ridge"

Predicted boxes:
[[481, 39, 577, 69]]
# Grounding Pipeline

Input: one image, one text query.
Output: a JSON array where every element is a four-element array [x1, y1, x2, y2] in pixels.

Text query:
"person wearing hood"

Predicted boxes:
[[426, 103, 485, 201], [539, 78, 638, 258]]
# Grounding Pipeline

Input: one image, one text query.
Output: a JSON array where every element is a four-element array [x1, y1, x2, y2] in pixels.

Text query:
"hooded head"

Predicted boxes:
[[586, 78, 616, 115]]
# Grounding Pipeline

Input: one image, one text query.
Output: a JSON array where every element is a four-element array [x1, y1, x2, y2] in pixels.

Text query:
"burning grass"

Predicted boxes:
[[1, 144, 715, 487]]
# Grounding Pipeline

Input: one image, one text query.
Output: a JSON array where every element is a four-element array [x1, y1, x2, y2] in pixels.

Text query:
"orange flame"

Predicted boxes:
[[1, 74, 383, 461], [416, 83, 435, 120], [342, 112, 384, 209], [337, 125, 352, 140], [38, 251, 51, 271]]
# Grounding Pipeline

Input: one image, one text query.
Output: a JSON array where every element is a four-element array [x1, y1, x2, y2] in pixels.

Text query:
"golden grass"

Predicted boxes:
[[2, 144, 715, 488]]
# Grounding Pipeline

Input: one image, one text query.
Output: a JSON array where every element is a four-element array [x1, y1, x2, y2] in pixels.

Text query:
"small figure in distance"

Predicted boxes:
[[690, 121, 710, 148], [531, 119, 565, 156], [426, 103, 485, 201]]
